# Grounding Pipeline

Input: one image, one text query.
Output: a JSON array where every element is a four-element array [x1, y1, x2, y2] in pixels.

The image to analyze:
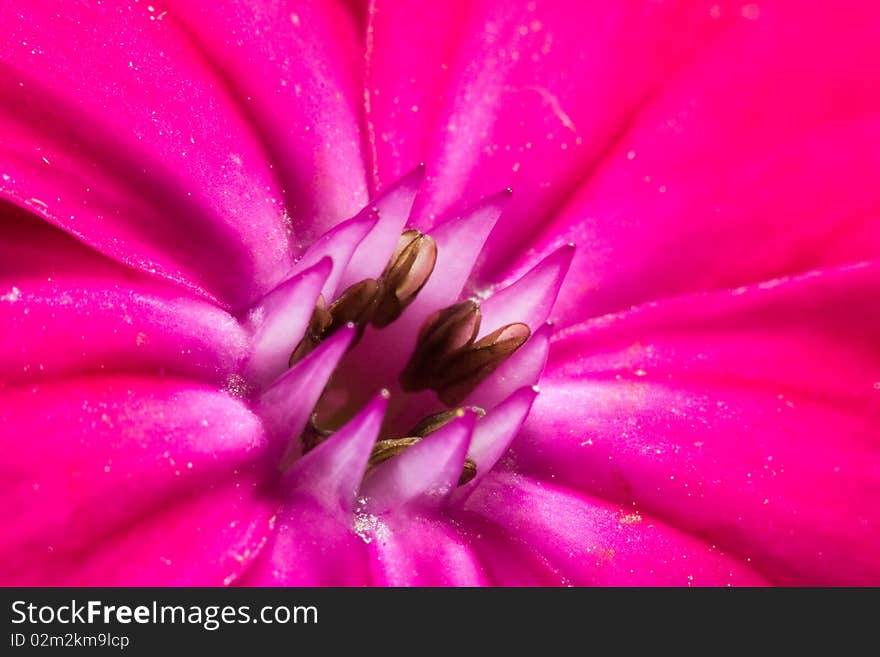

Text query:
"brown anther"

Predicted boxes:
[[458, 458, 478, 486], [326, 278, 381, 335], [289, 230, 437, 367], [399, 297, 531, 405], [367, 435, 478, 487], [406, 406, 485, 438], [399, 300, 482, 392], [368, 436, 421, 468], [384, 229, 421, 273], [289, 279, 384, 366], [372, 230, 437, 328], [289, 295, 332, 365], [300, 412, 334, 454], [436, 322, 531, 406]]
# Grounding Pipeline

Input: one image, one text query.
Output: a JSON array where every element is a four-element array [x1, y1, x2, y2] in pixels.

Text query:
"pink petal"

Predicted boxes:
[[475, 244, 573, 339], [465, 322, 550, 410], [360, 412, 477, 514], [363, 0, 465, 194], [238, 393, 388, 586], [243, 259, 331, 388], [420, 190, 511, 312], [237, 495, 371, 587], [0, 277, 247, 387], [446, 511, 565, 585], [365, 0, 733, 239], [1, 2, 314, 307], [362, 513, 489, 586], [460, 386, 538, 491], [170, 0, 370, 242], [0, 188, 247, 386], [0, 201, 129, 279], [338, 165, 425, 291], [0, 375, 272, 585], [450, 246, 568, 411], [58, 473, 278, 586], [512, 263, 880, 584], [289, 210, 379, 302], [284, 392, 389, 513], [464, 473, 768, 586], [257, 326, 355, 460], [492, 5, 880, 321]]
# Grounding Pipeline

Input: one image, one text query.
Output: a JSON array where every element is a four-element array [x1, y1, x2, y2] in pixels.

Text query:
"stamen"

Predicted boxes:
[[458, 459, 477, 486], [372, 230, 437, 327], [288, 294, 332, 365], [368, 436, 421, 467], [290, 279, 381, 365], [406, 406, 486, 437], [435, 322, 531, 406], [300, 411, 334, 454], [399, 299, 531, 406], [368, 407, 479, 487], [331, 278, 382, 325], [266, 182, 560, 506], [399, 300, 481, 391], [289, 230, 437, 365]]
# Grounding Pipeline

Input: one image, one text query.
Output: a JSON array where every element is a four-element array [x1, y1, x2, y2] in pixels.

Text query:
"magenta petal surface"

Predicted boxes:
[[512, 263, 880, 584], [363, 513, 488, 586], [2, 0, 877, 588], [0, 1, 312, 307], [169, 0, 370, 243], [258, 326, 355, 459], [243, 259, 330, 388], [476, 245, 572, 339], [493, 5, 880, 321], [285, 393, 388, 513], [0, 203, 132, 280], [366, 0, 733, 236], [0, 376, 272, 585], [289, 210, 378, 301], [367, 2, 880, 320], [240, 396, 387, 586], [464, 473, 768, 586], [361, 413, 476, 513], [62, 474, 277, 587], [1, 276, 247, 387], [238, 494, 370, 586], [464, 386, 538, 489], [339, 165, 425, 291]]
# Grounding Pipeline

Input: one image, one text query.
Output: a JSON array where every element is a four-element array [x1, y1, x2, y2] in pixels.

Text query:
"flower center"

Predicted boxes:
[[288, 229, 531, 486]]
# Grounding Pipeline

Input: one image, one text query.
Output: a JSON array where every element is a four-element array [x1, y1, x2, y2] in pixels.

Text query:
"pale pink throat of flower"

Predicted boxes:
[[243, 166, 573, 513]]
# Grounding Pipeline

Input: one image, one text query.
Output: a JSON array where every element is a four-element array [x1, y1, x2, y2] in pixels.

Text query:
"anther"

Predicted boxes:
[[289, 280, 381, 365], [406, 406, 486, 438], [300, 411, 334, 454], [372, 230, 437, 327], [399, 300, 481, 391], [399, 299, 531, 406], [327, 279, 381, 333], [368, 436, 422, 468], [368, 407, 480, 487], [289, 294, 332, 365], [290, 230, 437, 365], [435, 322, 531, 406]]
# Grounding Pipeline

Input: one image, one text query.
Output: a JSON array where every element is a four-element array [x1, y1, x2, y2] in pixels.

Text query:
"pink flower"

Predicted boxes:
[[1, 0, 878, 586]]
